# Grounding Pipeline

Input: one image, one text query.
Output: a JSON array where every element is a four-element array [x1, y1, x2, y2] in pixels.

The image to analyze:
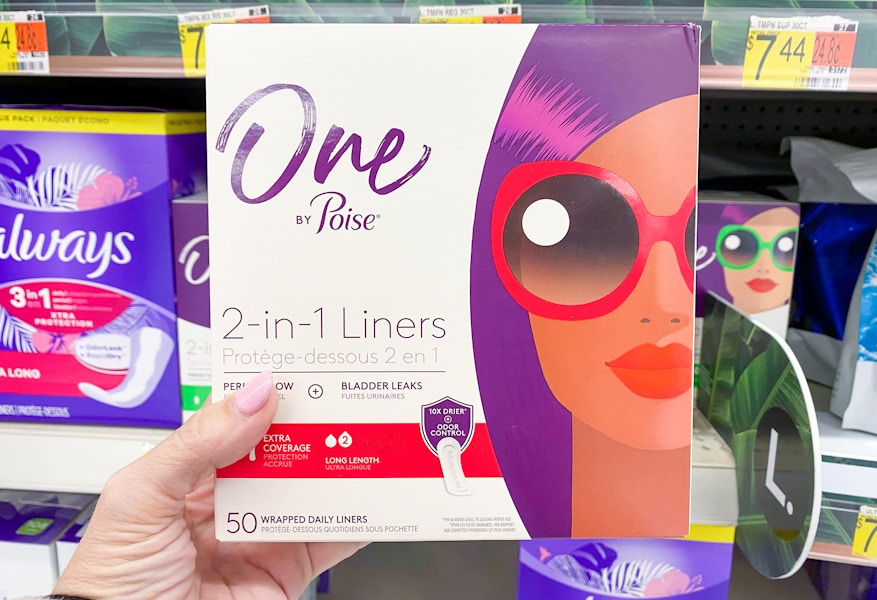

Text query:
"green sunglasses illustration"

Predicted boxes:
[[715, 225, 797, 272]]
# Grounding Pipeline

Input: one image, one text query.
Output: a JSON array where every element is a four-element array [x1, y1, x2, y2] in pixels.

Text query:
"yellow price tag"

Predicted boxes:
[[0, 11, 49, 73], [179, 21, 221, 77], [852, 505, 877, 558], [743, 29, 814, 89], [742, 16, 858, 90], [178, 6, 269, 77], [0, 21, 17, 73]]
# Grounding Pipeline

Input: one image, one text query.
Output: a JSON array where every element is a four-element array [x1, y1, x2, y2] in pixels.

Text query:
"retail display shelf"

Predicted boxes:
[[0, 421, 172, 494], [810, 542, 877, 568], [0, 1, 874, 90], [47, 55, 185, 78], [811, 411, 877, 568], [14, 59, 877, 92], [700, 65, 877, 92], [691, 409, 738, 527]]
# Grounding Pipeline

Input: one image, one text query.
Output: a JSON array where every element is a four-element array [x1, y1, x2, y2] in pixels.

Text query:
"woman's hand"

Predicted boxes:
[[54, 372, 365, 599]]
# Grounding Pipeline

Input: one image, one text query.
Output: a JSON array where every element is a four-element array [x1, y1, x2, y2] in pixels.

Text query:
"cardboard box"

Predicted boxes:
[[518, 526, 736, 599], [0, 107, 206, 428], [208, 23, 700, 541], [172, 192, 211, 420], [695, 192, 800, 371]]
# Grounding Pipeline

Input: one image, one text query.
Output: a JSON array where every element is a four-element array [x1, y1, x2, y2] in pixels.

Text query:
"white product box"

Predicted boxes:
[[208, 23, 700, 541]]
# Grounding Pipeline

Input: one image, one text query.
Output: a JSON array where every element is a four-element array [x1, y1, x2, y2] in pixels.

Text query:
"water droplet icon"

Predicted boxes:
[[325, 434, 337, 448], [339, 431, 353, 448]]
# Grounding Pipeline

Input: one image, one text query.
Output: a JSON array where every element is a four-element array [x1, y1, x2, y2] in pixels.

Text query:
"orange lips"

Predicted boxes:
[[606, 343, 692, 399], [747, 278, 778, 293]]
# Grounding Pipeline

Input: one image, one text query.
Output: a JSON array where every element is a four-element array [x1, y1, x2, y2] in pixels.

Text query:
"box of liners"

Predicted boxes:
[[207, 23, 701, 541]]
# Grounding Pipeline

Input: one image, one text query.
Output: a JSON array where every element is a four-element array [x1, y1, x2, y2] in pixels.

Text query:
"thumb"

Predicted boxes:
[[130, 371, 277, 501]]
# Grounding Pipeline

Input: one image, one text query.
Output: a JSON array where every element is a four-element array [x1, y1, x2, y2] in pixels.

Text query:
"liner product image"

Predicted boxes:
[[0, 107, 206, 428], [207, 23, 700, 541]]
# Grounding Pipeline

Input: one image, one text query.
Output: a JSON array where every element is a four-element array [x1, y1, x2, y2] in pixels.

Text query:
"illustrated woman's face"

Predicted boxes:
[[492, 95, 698, 450], [718, 207, 798, 314]]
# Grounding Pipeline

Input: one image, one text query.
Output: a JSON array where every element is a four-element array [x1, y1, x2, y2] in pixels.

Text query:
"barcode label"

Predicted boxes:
[[17, 59, 46, 71], [16, 50, 48, 72], [795, 76, 844, 89], [798, 65, 851, 90]]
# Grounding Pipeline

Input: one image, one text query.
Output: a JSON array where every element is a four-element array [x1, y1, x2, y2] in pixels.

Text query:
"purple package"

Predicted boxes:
[[0, 106, 206, 428], [0, 489, 96, 597], [694, 193, 801, 369], [171, 193, 211, 418], [0, 489, 96, 546], [519, 533, 735, 600]]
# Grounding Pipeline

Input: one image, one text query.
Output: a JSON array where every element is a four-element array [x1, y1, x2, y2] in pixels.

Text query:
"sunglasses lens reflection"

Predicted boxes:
[[502, 174, 639, 306], [720, 228, 759, 267], [773, 231, 797, 269]]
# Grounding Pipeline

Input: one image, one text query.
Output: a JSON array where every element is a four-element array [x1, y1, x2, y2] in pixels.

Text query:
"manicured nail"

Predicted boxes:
[[234, 371, 273, 416]]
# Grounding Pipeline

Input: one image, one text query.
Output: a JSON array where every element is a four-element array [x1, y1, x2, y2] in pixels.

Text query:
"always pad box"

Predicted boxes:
[[208, 23, 700, 541], [0, 107, 206, 428]]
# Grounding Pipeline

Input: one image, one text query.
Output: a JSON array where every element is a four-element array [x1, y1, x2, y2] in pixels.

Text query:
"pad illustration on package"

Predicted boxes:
[[208, 23, 699, 541]]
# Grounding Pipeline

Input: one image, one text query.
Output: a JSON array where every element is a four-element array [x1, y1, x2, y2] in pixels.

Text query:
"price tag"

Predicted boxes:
[[419, 4, 522, 23], [178, 5, 269, 77], [852, 505, 877, 558], [0, 11, 49, 74], [743, 16, 858, 90]]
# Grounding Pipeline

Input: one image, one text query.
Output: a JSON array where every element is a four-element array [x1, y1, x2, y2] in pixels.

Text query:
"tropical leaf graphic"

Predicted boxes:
[[88, 301, 175, 336], [600, 560, 676, 596], [0, 176, 31, 205], [570, 542, 617, 572], [548, 553, 676, 597], [816, 505, 854, 546], [27, 163, 106, 210], [0, 307, 36, 352]]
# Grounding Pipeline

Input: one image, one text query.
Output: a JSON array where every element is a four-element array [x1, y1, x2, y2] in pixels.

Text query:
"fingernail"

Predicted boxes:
[[234, 371, 273, 416]]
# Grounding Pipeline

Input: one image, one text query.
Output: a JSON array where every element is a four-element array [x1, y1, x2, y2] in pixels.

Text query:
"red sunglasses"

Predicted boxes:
[[491, 161, 695, 321]]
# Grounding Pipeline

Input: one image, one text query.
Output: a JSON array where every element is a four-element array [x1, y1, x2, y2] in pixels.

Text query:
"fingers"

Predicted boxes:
[[124, 371, 278, 501], [305, 542, 371, 579]]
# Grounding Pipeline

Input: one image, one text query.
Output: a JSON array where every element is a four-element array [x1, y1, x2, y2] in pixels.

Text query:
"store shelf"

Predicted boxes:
[[812, 411, 877, 568], [691, 409, 739, 527], [1, 2, 877, 92], [46, 55, 184, 78], [700, 65, 877, 92], [0, 422, 171, 494], [25, 58, 877, 92]]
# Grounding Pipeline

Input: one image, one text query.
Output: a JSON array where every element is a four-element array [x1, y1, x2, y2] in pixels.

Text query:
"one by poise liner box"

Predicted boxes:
[[208, 23, 700, 541], [172, 192, 212, 420]]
